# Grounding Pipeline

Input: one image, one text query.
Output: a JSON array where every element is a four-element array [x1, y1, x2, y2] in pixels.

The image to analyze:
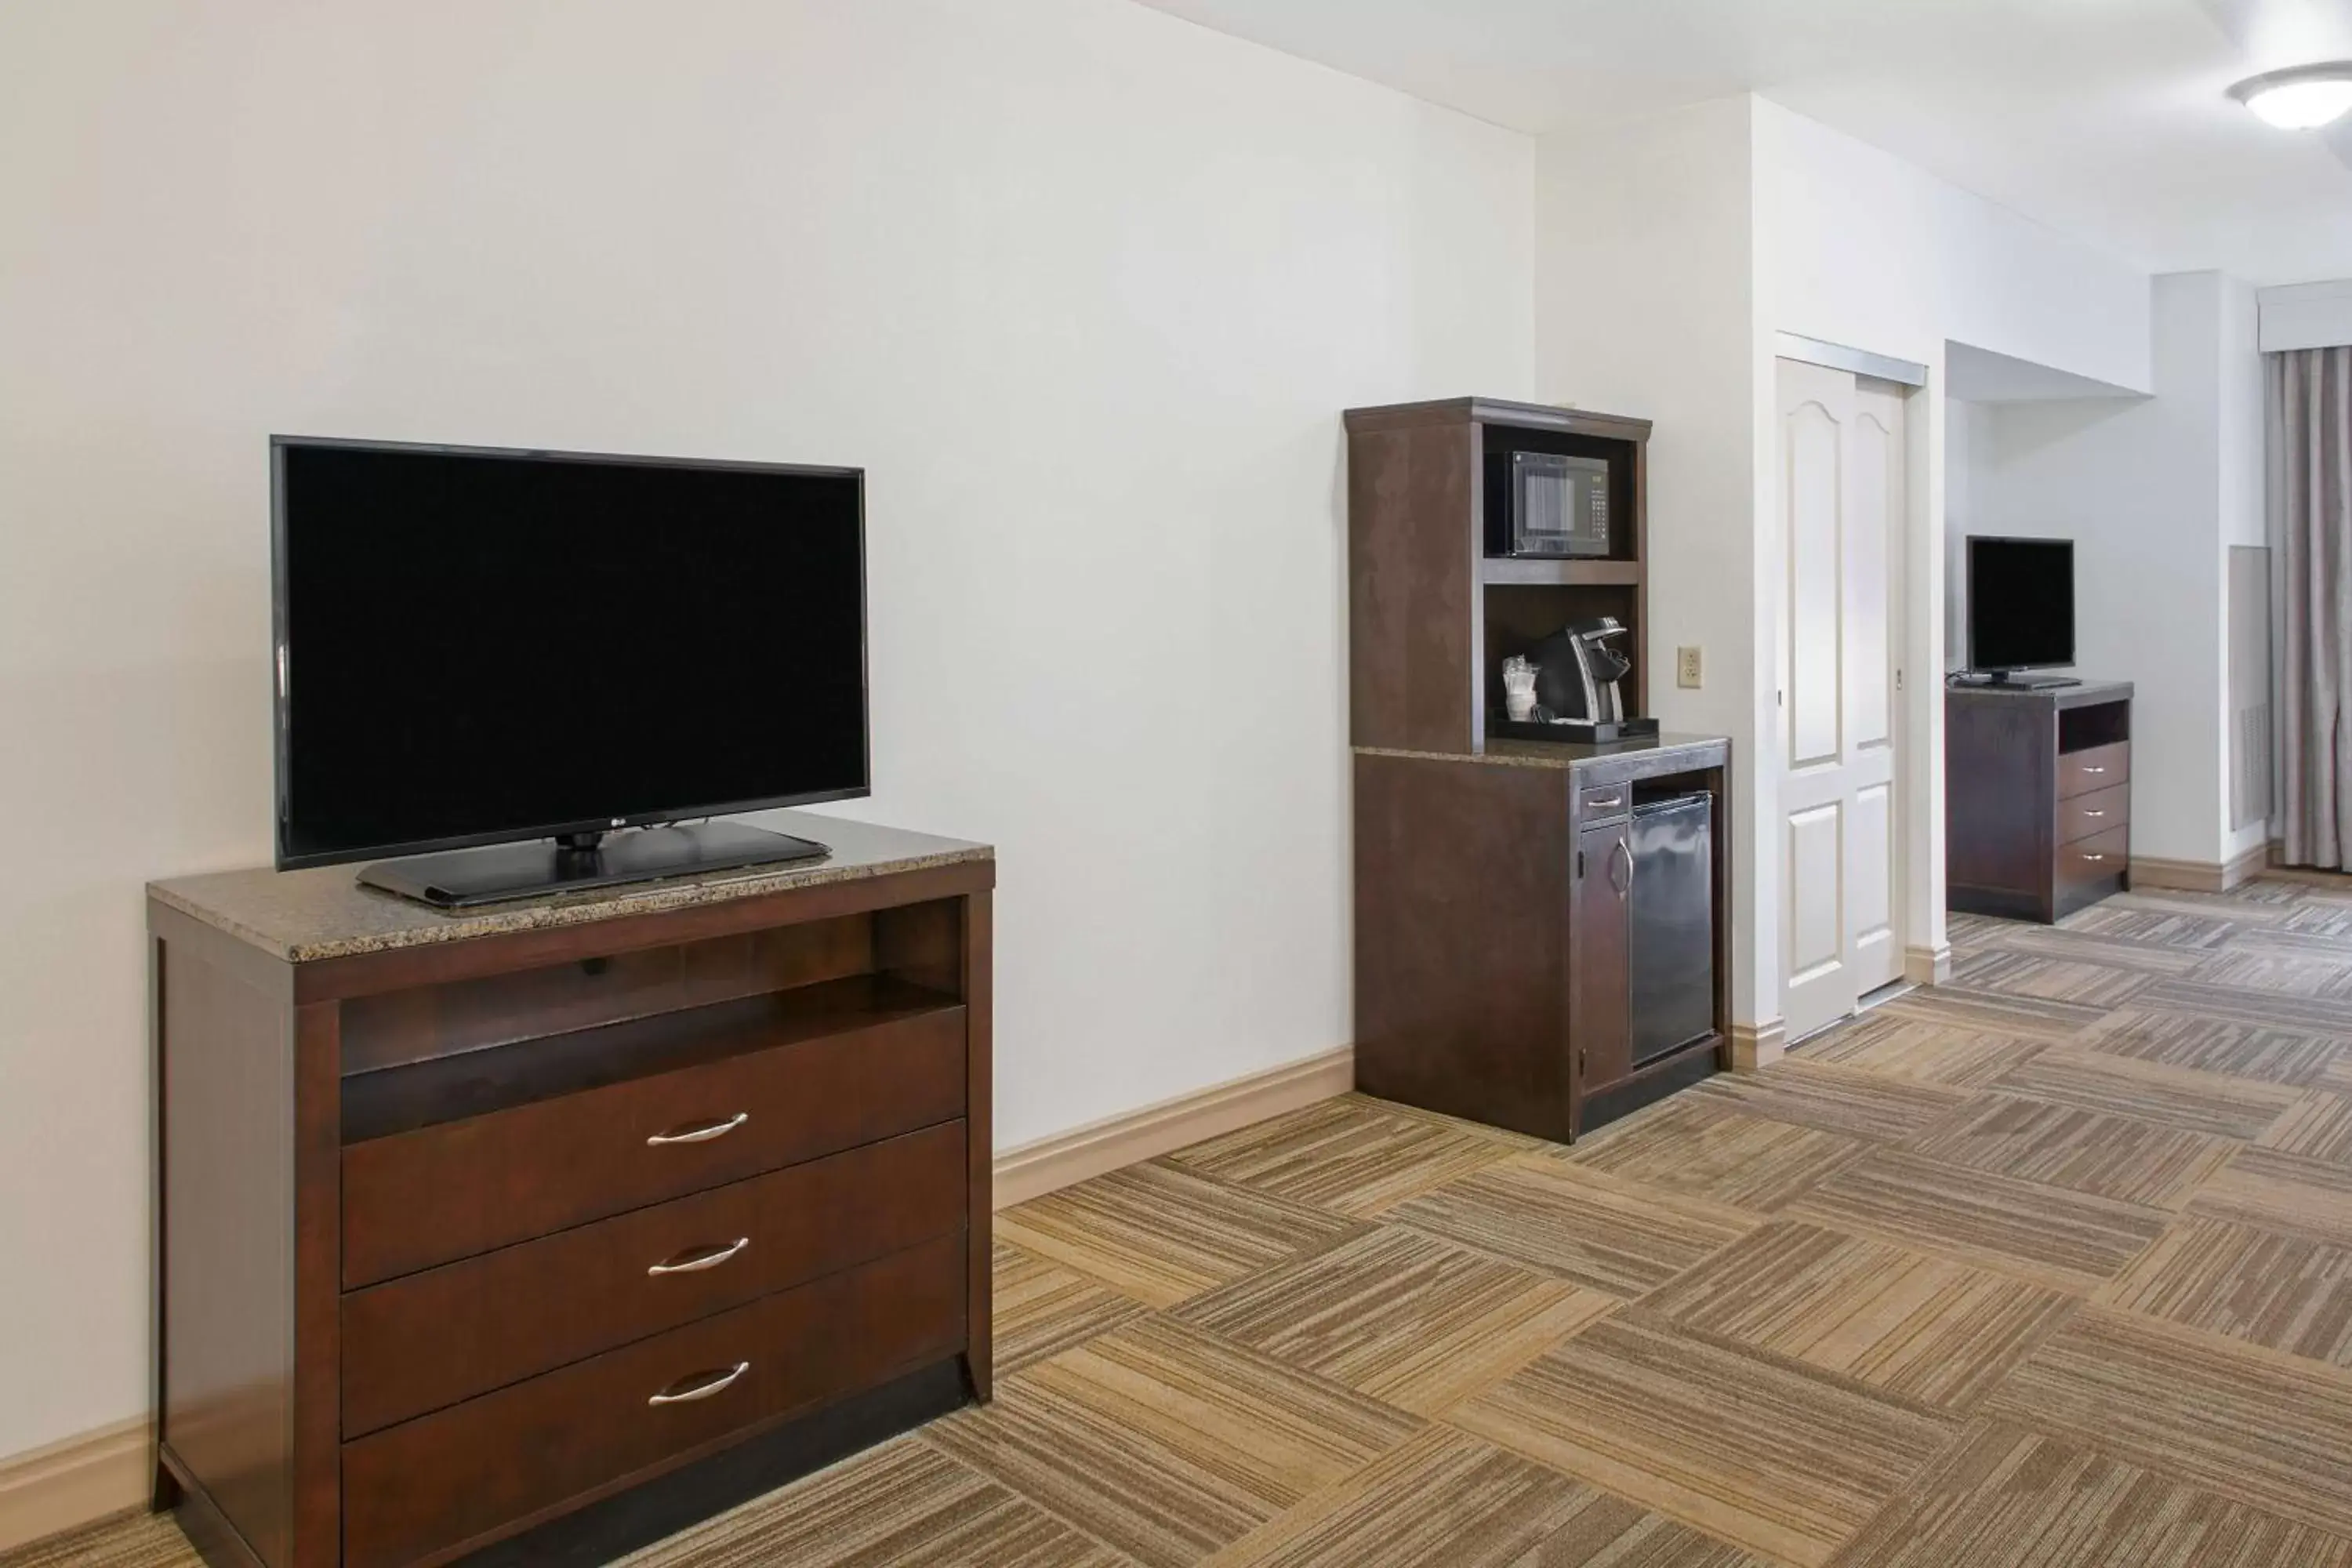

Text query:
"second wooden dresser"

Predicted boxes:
[[1947, 681, 2132, 923]]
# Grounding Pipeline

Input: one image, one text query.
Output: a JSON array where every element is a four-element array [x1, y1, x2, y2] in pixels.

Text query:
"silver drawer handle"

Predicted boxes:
[[648, 1362, 749, 1406], [1587, 793, 1625, 809], [2082, 853, 2107, 863], [648, 1238, 750, 1277], [2084, 810, 2105, 818], [647, 1112, 748, 1147], [2083, 766, 2107, 775]]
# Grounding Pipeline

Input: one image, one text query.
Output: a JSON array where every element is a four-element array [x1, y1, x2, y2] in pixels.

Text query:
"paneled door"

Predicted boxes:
[[1777, 358, 1907, 1042]]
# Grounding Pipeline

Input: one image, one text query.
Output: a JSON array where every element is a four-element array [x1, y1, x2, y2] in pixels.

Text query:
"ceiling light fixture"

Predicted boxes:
[[2230, 63, 2352, 129]]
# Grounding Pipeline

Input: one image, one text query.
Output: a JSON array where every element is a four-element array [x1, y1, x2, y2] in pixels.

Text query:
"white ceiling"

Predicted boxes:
[[1133, 0, 2352, 286]]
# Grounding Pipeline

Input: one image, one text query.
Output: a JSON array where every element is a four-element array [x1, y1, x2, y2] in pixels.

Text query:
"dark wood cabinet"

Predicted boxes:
[[1947, 681, 2132, 923], [1345, 397, 1730, 1141], [149, 816, 993, 1568], [1352, 739, 1729, 1142]]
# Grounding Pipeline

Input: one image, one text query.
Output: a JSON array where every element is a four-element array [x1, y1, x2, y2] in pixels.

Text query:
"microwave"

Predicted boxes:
[[1492, 451, 1611, 558]]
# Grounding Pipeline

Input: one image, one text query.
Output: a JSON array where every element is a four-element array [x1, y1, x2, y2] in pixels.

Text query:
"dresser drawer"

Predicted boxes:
[[2060, 742, 2129, 800], [2059, 825, 2129, 891], [2060, 782, 2129, 846], [342, 1121, 965, 1437], [1578, 782, 1633, 820], [340, 1235, 966, 1568], [343, 1005, 965, 1288]]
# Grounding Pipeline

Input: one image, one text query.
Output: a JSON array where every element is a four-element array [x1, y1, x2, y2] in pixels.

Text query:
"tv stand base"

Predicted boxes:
[[358, 820, 828, 908]]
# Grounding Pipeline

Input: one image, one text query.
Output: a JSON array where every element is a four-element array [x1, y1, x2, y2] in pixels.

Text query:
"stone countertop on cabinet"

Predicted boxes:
[[1354, 733, 1731, 776], [147, 811, 993, 964]]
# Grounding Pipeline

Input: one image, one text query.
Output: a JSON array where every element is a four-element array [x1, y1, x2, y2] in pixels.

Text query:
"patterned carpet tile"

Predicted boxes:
[[1173, 1225, 1615, 1417], [2135, 976, 2352, 1036], [1788, 1146, 2169, 1294], [993, 1240, 1153, 1375], [2072, 1006, 2349, 1086], [1980, 1046, 2300, 1140], [1168, 1094, 1519, 1218], [994, 1159, 1360, 1308], [1198, 1426, 1766, 1568], [2098, 1214, 2352, 1368], [1560, 1099, 1871, 1214], [2193, 949, 2352, 999], [927, 1316, 1420, 1568], [1388, 1153, 1757, 1298], [2259, 1089, 2352, 1164], [2057, 903, 2241, 950], [1968, 921, 2219, 974], [1948, 950, 2158, 1009], [2187, 1144, 2352, 1247], [2107, 889, 2295, 927], [1642, 1219, 2074, 1413], [2218, 925, 2352, 961], [1455, 1313, 1956, 1568], [1788, 1014, 2044, 1088], [1682, 1058, 1968, 1143], [0, 1513, 194, 1568], [1828, 1419, 2352, 1568], [1871, 983, 2108, 1041], [1984, 1305, 2352, 1537], [1198, 1426, 1574, 1567], [618, 1436, 1126, 1568], [1899, 1091, 2236, 1208]]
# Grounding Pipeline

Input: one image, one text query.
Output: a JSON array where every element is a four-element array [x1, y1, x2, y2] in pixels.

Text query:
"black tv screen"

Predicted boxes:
[[273, 438, 867, 870], [1967, 536, 2075, 673]]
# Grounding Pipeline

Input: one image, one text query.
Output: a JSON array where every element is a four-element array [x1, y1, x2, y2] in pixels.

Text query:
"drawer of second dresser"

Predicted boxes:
[[343, 1004, 965, 1288], [342, 1120, 966, 1438], [2060, 781, 2129, 845], [2060, 742, 2130, 800]]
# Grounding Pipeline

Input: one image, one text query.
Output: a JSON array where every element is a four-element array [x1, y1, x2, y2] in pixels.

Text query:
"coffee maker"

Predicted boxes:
[[1506, 616, 1659, 742]]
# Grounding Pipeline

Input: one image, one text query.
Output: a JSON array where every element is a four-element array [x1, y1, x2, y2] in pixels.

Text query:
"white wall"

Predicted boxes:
[[0, 0, 1534, 1463], [1962, 272, 2266, 868], [1754, 101, 2153, 391], [1534, 98, 1764, 1019]]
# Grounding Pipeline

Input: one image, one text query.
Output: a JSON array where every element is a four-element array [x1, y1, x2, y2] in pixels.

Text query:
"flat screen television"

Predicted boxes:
[[273, 437, 867, 906], [1965, 535, 2075, 680]]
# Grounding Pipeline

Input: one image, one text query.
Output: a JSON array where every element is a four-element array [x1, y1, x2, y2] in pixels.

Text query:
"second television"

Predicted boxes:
[[1966, 535, 2075, 683]]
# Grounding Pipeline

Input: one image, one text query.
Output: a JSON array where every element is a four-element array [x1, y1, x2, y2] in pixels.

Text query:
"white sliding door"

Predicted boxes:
[[1777, 359, 1907, 1042]]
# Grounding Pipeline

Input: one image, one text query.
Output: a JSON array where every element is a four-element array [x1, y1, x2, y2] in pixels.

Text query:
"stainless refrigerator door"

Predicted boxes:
[[1629, 795, 1715, 1064]]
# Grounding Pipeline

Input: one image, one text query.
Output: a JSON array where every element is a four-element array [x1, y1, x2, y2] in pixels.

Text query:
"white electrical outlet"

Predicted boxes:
[[1677, 645, 1704, 688]]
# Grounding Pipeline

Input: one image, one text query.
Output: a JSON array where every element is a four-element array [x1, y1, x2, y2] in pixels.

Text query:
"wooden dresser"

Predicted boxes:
[[147, 815, 993, 1568], [1947, 681, 2132, 923]]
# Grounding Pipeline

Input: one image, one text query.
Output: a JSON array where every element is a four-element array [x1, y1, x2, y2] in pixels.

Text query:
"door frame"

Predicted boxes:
[[1769, 339, 1930, 1047]]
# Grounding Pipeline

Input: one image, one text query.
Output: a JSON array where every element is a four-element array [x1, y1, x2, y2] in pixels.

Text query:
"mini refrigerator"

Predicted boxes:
[[1629, 792, 1715, 1065]]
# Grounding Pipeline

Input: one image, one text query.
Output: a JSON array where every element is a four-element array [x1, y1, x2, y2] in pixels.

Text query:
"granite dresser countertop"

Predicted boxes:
[[1355, 733, 1730, 771], [148, 811, 993, 964]]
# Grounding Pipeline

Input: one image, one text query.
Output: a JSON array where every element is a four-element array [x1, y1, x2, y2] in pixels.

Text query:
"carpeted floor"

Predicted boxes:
[[19, 878, 2352, 1567]]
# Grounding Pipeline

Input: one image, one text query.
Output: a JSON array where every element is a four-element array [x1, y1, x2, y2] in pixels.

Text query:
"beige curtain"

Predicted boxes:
[[2274, 347, 2352, 869]]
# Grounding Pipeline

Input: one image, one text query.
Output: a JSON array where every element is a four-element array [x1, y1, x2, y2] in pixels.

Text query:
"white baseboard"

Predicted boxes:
[[991, 1045, 1355, 1210], [0, 1416, 149, 1554], [1729, 1019, 1787, 1072], [1903, 944, 1952, 985], [8, 1051, 1362, 1553], [2132, 847, 2270, 894]]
